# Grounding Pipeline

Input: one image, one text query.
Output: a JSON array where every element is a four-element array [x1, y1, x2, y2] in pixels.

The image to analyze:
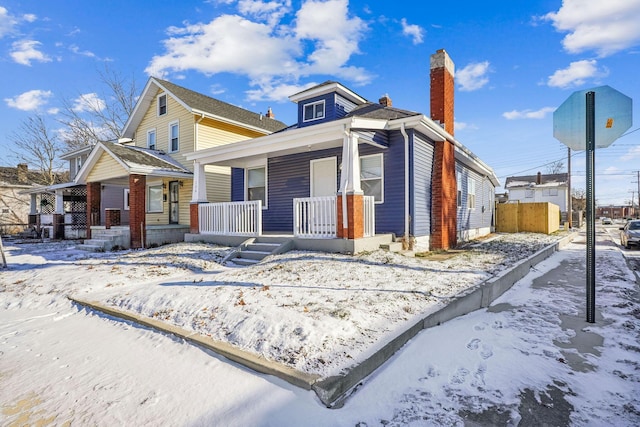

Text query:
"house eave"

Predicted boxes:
[[191, 109, 273, 136]]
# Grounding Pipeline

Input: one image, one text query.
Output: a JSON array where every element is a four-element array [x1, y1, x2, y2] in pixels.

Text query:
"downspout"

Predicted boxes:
[[341, 125, 350, 239], [194, 113, 205, 151], [400, 123, 409, 245]]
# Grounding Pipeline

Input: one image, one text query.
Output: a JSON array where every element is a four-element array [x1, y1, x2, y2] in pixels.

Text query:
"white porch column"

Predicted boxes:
[[30, 194, 38, 214], [55, 189, 64, 214], [191, 161, 208, 203], [339, 132, 362, 194]]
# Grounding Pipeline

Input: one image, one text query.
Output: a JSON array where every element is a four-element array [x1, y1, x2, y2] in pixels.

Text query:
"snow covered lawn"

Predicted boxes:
[[2, 232, 566, 379]]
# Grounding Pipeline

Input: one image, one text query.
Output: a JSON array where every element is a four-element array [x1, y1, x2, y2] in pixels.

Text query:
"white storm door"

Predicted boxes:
[[310, 157, 337, 197]]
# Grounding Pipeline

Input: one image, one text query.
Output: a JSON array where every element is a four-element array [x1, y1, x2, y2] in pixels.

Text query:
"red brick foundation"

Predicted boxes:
[[190, 203, 200, 234], [86, 181, 101, 239], [129, 174, 146, 249], [336, 194, 364, 239]]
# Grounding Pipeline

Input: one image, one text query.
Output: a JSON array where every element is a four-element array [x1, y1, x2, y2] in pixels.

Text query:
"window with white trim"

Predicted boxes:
[[74, 157, 83, 178], [147, 129, 156, 150], [303, 100, 325, 122], [147, 185, 163, 213], [525, 189, 534, 198], [169, 121, 179, 152], [360, 153, 384, 203], [158, 94, 167, 116], [124, 189, 130, 211], [467, 177, 476, 209], [247, 166, 266, 207]]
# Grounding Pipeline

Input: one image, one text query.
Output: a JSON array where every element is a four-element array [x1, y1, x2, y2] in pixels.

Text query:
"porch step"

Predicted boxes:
[[77, 243, 106, 252], [224, 237, 294, 267], [380, 241, 403, 252]]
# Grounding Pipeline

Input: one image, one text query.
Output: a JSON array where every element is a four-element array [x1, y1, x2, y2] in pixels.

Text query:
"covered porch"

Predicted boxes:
[[186, 117, 393, 253], [74, 141, 194, 249]]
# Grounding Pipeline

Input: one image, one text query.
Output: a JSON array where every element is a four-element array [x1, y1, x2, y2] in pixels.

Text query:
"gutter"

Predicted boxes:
[[400, 123, 409, 245]]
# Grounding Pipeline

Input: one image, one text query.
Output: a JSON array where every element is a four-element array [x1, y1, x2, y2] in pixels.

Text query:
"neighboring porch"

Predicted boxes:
[[186, 197, 394, 254]]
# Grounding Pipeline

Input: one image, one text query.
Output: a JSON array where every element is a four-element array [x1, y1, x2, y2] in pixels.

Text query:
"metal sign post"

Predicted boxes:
[[585, 91, 596, 323], [554, 85, 632, 324]]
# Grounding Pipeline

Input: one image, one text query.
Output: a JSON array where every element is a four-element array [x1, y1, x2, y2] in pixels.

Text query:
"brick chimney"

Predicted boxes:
[[536, 171, 542, 184], [17, 163, 28, 184], [430, 49, 455, 136], [379, 94, 392, 107], [265, 107, 275, 119], [430, 49, 457, 250]]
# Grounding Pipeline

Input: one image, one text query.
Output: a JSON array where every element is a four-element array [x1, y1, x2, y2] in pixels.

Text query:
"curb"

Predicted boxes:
[[70, 232, 577, 408], [69, 297, 321, 390], [312, 231, 578, 407]]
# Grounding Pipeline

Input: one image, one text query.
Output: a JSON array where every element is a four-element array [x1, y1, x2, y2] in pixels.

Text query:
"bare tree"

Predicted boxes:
[[58, 65, 138, 150], [8, 114, 65, 186], [546, 160, 565, 174], [571, 188, 586, 211]]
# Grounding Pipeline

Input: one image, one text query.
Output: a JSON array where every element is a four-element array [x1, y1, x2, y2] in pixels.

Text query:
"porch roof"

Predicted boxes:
[[75, 141, 193, 185]]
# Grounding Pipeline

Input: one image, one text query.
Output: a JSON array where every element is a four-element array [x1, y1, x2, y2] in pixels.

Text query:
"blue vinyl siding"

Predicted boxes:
[[456, 164, 494, 232], [231, 168, 244, 201], [411, 133, 435, 238], [362, 132, 405, 236], [297, 94, 337, 127], [264, 148, 342, 232]]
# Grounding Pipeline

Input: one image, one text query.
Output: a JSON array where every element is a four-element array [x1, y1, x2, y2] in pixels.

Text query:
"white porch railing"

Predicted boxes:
[[294, 196, 337, 238], [363, 195, 375, 237], [293, 195, 375, 238], [198, 201, 262, 236]]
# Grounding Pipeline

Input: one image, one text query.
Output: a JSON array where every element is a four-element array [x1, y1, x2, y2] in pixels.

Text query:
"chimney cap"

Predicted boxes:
[[430, 49, 455, 75], [379, 93, 392, 107]]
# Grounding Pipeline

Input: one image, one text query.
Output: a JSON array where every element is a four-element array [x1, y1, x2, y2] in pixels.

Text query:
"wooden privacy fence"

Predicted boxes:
[[496, 202, 560, 234]]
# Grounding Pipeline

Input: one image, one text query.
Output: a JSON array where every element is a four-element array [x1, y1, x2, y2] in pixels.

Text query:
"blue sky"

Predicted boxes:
[[1, 0, 639, 205]]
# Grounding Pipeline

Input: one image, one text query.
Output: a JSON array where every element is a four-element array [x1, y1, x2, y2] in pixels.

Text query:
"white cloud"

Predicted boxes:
[[69, 44, 97, 58], [71, 93, 106, 113], [4, 89, 53, 111], [543, 0, 640, 56], [502, 106, 556, 120], [547, 59, 608, 88], [401, 18, 424, 45], [22, 13, 37, 23], [145, 0, 372, 102], [456, 61, 491, 92], [620, 145, 640, 162], [0, 6, 18, 37], [454, 121, 478, 131], [10, 39, 51, 65]]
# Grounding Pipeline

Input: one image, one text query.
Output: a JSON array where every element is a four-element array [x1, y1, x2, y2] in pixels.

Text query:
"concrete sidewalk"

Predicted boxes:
[[460, 229, 640, 426]]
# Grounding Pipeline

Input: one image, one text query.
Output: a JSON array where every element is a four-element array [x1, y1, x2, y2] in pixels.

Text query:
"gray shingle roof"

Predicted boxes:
[[505, 173, 568, 188], [154, 78, 288, 133], [0, 165, 67, 187], [346, 102, 421, 120], [104, 143, 191, 174]]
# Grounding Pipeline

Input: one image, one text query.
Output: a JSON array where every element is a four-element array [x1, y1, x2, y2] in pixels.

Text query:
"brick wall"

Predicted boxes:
[[336, 194, 364, 239], [430, 49, 457, 249], [129, 174, 146, 249], [86, 181, 101, 239]]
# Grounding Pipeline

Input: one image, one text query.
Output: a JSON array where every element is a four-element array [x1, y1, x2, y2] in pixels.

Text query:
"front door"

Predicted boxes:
[[308, 157, 337, 234], [310, 157, 337, 197], [169, 181, 179, 224]]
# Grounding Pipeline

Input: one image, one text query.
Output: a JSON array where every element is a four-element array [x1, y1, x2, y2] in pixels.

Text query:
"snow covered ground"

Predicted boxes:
[[1, 230, 639, 426]]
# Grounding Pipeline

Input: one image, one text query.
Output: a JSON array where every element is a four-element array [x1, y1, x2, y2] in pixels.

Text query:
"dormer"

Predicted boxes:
[[59, 145, 93, 180], [289, 81, 368, 128]]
